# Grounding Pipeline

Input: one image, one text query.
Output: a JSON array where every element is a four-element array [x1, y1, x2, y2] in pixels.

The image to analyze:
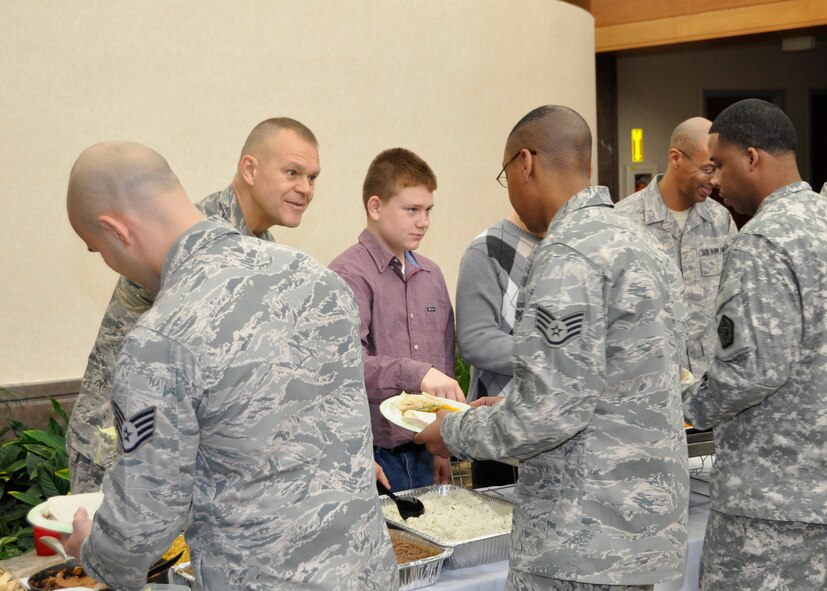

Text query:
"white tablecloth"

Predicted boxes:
[[429, 486, 710, 591]]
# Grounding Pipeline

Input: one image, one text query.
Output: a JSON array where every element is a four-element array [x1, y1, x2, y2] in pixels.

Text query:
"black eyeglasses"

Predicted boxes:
[[497, 149, 537, 188], [677, 148, 715, 177]]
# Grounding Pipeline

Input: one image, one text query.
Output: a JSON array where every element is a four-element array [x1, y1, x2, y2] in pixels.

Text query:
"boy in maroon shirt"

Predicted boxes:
[[330, 148, 464, 491]]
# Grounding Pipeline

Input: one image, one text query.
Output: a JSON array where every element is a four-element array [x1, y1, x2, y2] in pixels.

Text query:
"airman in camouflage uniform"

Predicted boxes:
[[615, 118, 737, 377], [683, 99, 827, 590], [66, 117, 319, 493], [64, 141, 398, 591], [417, 106, 689, 590]]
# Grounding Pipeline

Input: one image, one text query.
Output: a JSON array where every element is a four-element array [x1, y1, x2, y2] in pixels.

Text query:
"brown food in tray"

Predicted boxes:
[[389, 529, 441, 563]]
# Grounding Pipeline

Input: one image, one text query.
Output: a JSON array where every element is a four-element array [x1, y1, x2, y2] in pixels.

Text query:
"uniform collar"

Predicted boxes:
[[640, 174, 714, 229], [550, 185, 613, 230], [754, 181, 812, 216], [161, 220, 240, 289], [357, 228, 433, 274], [211, 184, 275, 241]]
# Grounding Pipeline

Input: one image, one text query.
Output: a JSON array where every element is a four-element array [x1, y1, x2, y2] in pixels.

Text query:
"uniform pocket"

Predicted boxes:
[[700, 254, 723, 277]]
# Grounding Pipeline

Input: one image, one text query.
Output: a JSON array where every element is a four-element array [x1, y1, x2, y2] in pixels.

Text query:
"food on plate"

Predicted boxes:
[[0, 568, 25, 591], [29, 563, 110, 590], [397, 392, 460, 413], [382, 488, 511, 543], [400, 409, 436, 430], [163, 534, 190, 564], [388, 529, 441, 563]]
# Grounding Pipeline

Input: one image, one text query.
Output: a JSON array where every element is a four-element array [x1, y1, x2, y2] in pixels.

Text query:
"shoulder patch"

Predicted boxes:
[[718, 315, 734, 349], [113, 402, 156, 454], [536, 306, 585, 348]]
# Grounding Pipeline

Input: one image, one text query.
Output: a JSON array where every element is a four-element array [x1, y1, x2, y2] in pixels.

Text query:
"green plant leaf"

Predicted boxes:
[[8, 491, 43, 506], [38, 467, 62, 498], [23, 429, 65, 451], [0, 443, 20, 466], [50, 397, 70, 429], [55, 467, 71, 482], [1, 458, 28, 476], [26, 451, 41, 480]]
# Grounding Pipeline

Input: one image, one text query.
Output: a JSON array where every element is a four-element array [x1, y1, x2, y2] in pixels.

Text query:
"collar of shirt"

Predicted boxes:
[[357, 229, 433, 275], [754, 181, 813, 217], [200, 184, 276, 241], [550, 185, 613, 230], [641, 174, 714, 228], [161, 220, 241, 289]]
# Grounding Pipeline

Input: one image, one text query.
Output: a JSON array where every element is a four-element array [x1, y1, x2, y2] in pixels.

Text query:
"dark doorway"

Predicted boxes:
[[703, 90, 786, 228], [810, 89, 827, 193]]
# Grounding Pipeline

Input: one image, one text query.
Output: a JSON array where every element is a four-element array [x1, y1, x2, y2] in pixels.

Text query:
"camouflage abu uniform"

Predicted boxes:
[[66, 185, 271, 493], [80, 220, 399, 591], [441, 187, 690, 588], [615, 175, 736, 376], [683, 182, 827, 590]]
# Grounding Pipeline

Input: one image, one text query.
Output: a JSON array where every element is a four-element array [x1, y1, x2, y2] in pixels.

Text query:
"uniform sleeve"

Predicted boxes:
[[455, 247, 514, 376], [442, 247, 606, 460], [683, 239, 801, 429], [69, 276, 156, 470], [81, 329, 199, 591], [332, 270, 431, 403]]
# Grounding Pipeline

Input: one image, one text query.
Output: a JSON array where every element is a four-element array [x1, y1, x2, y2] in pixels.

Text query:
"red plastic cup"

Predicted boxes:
[[34, 524, 62, 556]]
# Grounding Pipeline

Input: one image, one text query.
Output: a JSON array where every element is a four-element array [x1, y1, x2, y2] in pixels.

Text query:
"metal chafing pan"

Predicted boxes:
[[389, 528, 452, 590], [381, 484, 512, 569]]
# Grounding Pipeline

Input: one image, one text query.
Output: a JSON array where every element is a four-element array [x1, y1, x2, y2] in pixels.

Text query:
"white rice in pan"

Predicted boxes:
[[382, 488, 512, 542]]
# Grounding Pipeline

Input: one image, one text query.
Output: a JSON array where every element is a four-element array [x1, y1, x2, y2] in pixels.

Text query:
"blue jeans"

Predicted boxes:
[[374, 446, 434, 492]]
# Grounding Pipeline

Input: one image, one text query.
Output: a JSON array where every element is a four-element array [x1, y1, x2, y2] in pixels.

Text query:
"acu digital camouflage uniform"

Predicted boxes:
[[615, 175, 736, 377], [81, 220, 398, 591], [441, 187, 690, 588], [683, 182, 827, 590], [66, 185, 272, 493]]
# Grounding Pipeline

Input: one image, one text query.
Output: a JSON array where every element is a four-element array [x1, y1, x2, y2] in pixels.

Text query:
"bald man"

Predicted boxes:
[[66, 117, 321, 493], [63, 141, 398, 591], [616, 117, 737, 378], [416, 106, 689, 590]]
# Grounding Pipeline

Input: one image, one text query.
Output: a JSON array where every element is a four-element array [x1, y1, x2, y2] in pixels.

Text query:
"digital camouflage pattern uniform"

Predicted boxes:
[[80, 220, 398, 591], [442, 187, 690, 589], [66, 185, 272, 493], [615, 175, 737, 377], [683, 182, 827, 590]]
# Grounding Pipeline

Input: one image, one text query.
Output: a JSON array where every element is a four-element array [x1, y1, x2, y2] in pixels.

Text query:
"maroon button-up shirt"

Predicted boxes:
[[330, 229, 456, 448]]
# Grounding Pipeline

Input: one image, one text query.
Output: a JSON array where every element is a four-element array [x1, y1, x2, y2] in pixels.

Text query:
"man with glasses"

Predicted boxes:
[[616, 117, 736, 378], [417, 105, 689, 590]]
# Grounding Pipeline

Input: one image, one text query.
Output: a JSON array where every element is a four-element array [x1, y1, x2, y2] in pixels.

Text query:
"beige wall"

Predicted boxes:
[[615, 36, 827, 196], [0, 1, 596, 384]]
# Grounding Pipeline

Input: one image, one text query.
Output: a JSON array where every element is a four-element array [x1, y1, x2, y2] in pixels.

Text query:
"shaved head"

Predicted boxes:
[[506, 105, 592, 176], [240, 117, 318, 162], [67, 141, 182, 234], [669, 117, 712, 156]]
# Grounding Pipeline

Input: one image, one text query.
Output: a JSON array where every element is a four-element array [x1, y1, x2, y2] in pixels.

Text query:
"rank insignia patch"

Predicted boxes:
[[113, 402, 156, 454], [718, 315, 734, 348], [536, 306, 585, 347]]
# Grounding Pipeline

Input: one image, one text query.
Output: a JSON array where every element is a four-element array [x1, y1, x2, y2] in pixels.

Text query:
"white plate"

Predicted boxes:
[[27, 492, 104, 534], [379, 395, 469, 433]]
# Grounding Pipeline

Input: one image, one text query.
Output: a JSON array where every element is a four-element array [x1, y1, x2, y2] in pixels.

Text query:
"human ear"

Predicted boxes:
[[745, 147, 760, 171], [97, 215, 131, 245], [366, 195, 383, 221], [239, 155, 258, 185]]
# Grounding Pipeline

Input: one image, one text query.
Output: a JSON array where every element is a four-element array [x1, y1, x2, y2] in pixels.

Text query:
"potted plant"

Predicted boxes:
[[0, 390, 70, 559]]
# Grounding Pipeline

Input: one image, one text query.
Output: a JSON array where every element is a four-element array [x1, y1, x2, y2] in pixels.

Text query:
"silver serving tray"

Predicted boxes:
[[381, 484, 512, 569], [390, 528, 453, 590]]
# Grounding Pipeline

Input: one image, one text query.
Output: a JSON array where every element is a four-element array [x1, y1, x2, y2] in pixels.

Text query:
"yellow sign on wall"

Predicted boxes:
[[631, 128, 644, 162]]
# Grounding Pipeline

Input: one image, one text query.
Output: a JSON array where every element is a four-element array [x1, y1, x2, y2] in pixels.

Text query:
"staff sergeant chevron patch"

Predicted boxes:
[[114, 402, 156, 454], [536, 306, 585, 347]]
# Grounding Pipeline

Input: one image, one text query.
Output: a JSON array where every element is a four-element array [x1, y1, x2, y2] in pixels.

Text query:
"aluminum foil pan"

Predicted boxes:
[[170, 562, 194, 587], [381, 484, 512, 569], [390, 528, 453, 590]]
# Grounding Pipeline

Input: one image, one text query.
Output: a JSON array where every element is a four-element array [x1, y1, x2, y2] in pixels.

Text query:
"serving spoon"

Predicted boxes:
[[377, 482, 425, 520]]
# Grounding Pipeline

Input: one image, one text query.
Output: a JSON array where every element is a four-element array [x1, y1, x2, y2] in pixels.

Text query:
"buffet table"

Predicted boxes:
[[428, 483, 710, 591]]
